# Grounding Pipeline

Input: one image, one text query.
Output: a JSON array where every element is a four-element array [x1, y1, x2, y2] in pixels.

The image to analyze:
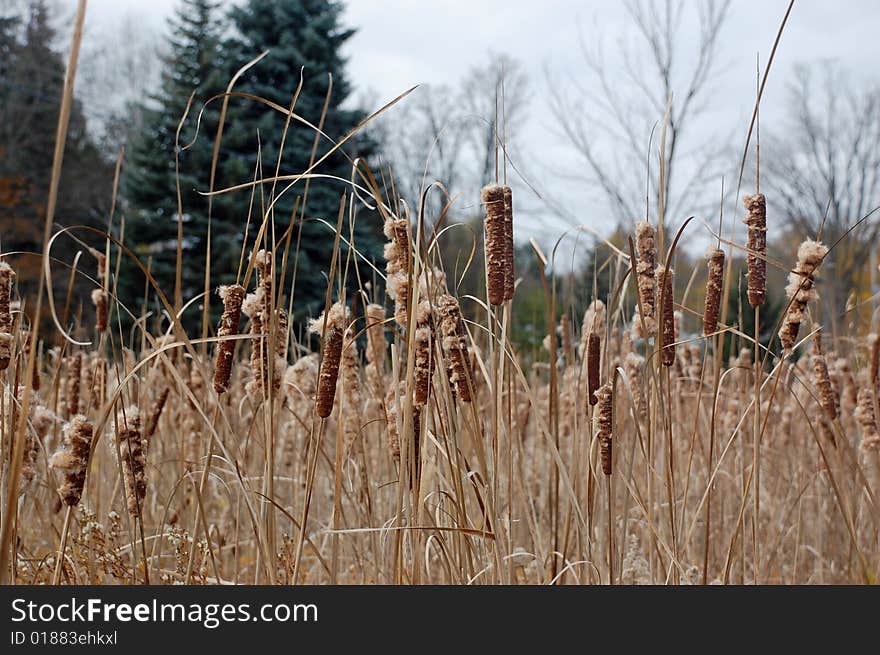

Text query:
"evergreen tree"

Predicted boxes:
[[121, 0, 226, 322], [219, 0, 383, 321], [0, 1, 110, 325]]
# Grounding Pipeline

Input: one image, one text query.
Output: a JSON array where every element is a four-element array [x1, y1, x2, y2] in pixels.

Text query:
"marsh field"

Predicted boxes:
[[1, 0, 879, 585]]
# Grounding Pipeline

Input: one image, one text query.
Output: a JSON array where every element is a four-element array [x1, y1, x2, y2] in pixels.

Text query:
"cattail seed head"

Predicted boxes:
[[855, 388, 880, 450], [635, 221, 657, 335], [703, 247, 724, 336], [482, 184, 508, 306], [811, 342, 838, 422], [587, 333, 601, 406], [657, 266, 676, 367], [50, 414, 93, 507], [384, 217, 411, 327], [414, 301, 434, 405], [341, 328, 362, 454], [743, 193, 767, 308], [66, 353, 82, 419], [778, 240, 827, 352], [365, 304, 387, 368], [310, 302, 349, 418], [144, 387, 170, 444], [869, 333, 879, 391], [115, 407, 146, 516], [0, 262, 14, 370], [213, 284, 245, 394], [595, 383, 613, 475], [438, 294, 474, 402]]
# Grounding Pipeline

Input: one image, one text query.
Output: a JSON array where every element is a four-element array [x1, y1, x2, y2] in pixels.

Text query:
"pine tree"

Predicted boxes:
[[0, 1, 110, 318], [218, 0, 383, 321], [121, 0, 226, 322]]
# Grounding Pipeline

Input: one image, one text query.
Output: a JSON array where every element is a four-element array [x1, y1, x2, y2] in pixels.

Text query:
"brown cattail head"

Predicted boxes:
[[811, 336, 838, 422], [657, 266, 676, 366], [385, 384, 402, 463], [91, 288, 107, 334], [482, 184, 508, 306], [310, 302, 349, 418], [743, 193, 767, 308], [213, 284, 246, 394], [50, 414, 93, 507], [502, 185, 515, 301], [0, 262, 14, 371], [115, 407, 146, 516], [703, 247, 724, 336], [587, 333, 601, 406], [778, 240, 827, 352], [365, 303, 387, 369], [438, 294, 474, 402], [384, 217, 411, 327], [595, 383, 613, 475], [144, 387, 170, 444], [855, 388, 880, 450], [66, 353, 82, 419], [413, 300, 434, 405], [275, 307, 289, 358], [635, 221, 657, 334]]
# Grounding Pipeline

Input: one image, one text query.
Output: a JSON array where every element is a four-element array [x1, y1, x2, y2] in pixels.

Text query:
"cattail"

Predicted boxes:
[[743, 193, 767, 308], [502, 185, 515, 301], [413, 301, 434, 405], [383, 216, 411, 326], [310, 302, 348, 418], [579, 299, 606, 358], [66, 353, 82, 419], [657, 266, 675, 367], [341, 328, 362, 454], [0, 262, 14, 370], [115, 407, 146, 516], [811, 334, 838, 421], [365, 304, 387, 368], [635, 221, 657, 335], [284, 353, 319, 406], [438, 294, 474, 402], [587, 333, 601, 406], [778, 240, 827, 352], [144, 386, 170, 446], [703, 247, 724, 336], [482, 184, 508, 306], [869, 333, 879, 391], [385, 385, 401, 463], [595, 383, 613, 475], [623, 352, 646, 420], [50, 415, 93, 507], [855, 388, 880, 450], [213, 284, 245, 394], [275, 307, 288, 358], [243, 292, 267, 398]]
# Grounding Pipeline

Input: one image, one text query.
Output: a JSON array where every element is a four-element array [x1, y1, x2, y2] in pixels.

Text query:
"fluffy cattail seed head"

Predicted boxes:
[[438, 294, 473, 402], [413, 301, 434, 405], [743, 193, 767, 308], [855, 388, 880, 450], [635, 222, 657, 335], [703, 247, 724, 336], [116, 407, 146, 516], [310, 303, 349, 418], [778, 240, 827, 352], [482, 184, 508, 306], [51, 415, 93, 507]]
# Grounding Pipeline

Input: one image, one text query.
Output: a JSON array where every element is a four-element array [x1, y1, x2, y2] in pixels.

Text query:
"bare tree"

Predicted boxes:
[[375, 51, 529, 217], [547, 0, 731, 226], [764, 63, 880, 324]]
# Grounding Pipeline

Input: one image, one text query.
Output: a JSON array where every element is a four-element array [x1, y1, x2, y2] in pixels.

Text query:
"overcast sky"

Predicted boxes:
[[75, 0, 880, 254]]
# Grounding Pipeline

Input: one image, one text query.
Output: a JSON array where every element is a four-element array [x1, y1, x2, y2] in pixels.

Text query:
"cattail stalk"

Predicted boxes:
[[212, 284, 245, 394], [482, 184, 508, 306], [703, 248, 724, 336], [743, 193, 767, 308], [311, 303, 348, 418]]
